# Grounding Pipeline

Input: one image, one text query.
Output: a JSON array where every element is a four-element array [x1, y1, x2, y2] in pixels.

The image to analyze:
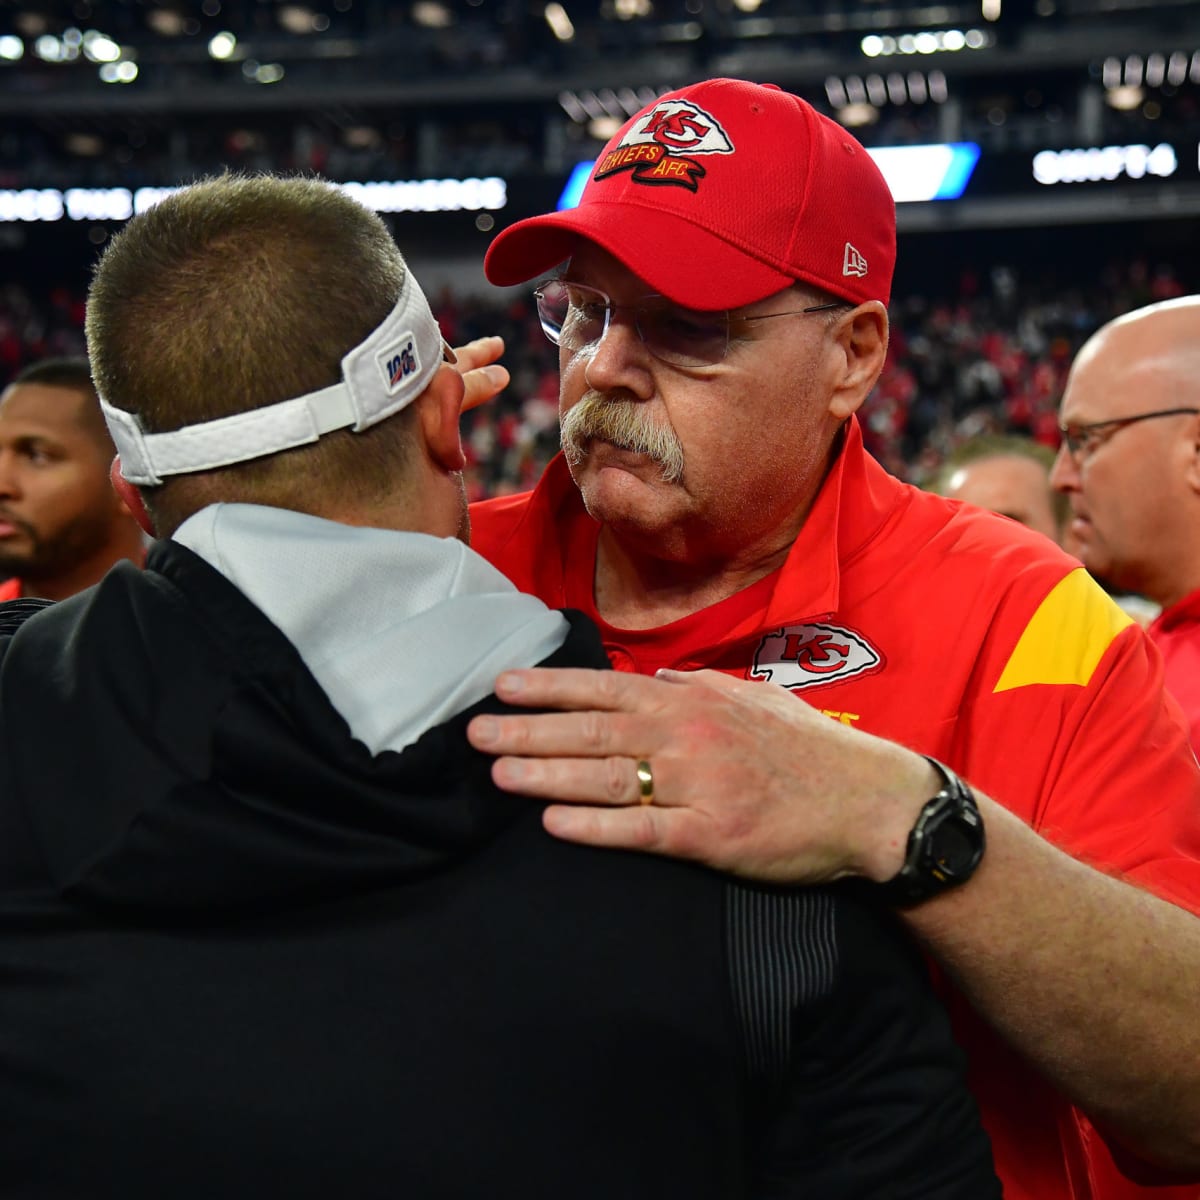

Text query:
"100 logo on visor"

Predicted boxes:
[[380, 336, 419, 392]]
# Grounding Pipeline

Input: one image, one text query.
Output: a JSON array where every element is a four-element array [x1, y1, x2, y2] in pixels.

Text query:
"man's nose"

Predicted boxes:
[[1049, 441, 1079, 492], [0, 452, 21, 501], [581, 310, 654, 396]]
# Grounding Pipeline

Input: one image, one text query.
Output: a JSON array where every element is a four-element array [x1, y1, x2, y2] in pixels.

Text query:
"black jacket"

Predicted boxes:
[[0, 539, 999, 1199]]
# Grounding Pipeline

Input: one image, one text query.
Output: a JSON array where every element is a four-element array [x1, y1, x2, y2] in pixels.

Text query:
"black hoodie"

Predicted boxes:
[[0, 539, 999, 1199]]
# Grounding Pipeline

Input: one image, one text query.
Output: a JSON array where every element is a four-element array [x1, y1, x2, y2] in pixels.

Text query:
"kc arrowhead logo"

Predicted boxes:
[[750, 622, 883, 692], [593, 99, 733, 192]]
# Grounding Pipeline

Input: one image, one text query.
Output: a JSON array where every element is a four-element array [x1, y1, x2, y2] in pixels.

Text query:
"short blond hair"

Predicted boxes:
[[86, 173, 418, 533]]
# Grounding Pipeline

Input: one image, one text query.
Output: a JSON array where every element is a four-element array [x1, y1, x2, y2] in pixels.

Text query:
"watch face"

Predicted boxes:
[[931, 817, 983, 879]]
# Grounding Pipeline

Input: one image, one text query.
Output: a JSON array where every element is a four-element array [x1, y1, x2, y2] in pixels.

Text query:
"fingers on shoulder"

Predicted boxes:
[[542, 803, 718, 865]]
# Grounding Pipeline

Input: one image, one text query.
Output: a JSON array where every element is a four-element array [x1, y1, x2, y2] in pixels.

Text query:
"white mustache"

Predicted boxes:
[[560, 392, 685, 483]]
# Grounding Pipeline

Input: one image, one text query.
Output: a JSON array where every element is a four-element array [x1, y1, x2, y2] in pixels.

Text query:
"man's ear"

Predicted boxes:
[[1185, 413, 1200, 496], [827, 302, 889, 422], [416, 364, 468, 474], [110, 456, 155, 536]]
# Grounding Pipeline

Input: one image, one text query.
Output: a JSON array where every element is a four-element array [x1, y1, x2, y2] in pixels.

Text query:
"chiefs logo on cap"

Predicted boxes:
[[594, 100, 733, 192]]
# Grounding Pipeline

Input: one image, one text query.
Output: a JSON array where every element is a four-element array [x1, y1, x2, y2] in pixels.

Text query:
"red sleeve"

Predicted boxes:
[[949, 566, 1200, 914]]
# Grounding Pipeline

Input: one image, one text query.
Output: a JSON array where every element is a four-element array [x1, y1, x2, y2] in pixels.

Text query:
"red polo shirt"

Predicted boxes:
[[1149, 586, 1200, 753], [471, 417, 1200, 1200]]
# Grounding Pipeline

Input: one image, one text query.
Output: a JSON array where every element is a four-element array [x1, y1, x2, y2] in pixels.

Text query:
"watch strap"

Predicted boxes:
[[876, 756, 985, 907]]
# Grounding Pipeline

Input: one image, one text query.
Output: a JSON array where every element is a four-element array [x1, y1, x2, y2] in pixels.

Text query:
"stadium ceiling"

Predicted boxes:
[[0, 0, 1197, 113], [2, 0, 1200, 240]]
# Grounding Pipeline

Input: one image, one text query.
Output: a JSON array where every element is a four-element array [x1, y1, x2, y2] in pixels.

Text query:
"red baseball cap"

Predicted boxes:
[[485, 77, 896, 311]]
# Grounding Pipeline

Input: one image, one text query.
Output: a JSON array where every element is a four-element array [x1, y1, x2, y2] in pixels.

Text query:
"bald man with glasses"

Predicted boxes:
[[1051, 295, 1200, 751]]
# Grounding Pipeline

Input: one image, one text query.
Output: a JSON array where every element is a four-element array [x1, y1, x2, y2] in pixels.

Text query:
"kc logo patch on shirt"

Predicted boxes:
[[750, 623, 884, 691]]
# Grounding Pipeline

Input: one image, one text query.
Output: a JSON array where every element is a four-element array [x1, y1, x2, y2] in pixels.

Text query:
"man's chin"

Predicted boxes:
[[0, 548, 34, 576], [572, 451, 661, 497], [1073, 544, 1119, 587]]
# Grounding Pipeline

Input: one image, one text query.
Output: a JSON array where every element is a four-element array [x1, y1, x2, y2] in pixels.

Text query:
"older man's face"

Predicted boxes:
[[553, 243, 860, 569]]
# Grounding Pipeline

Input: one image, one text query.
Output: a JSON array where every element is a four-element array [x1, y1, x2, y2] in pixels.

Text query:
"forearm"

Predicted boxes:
[[904, 795, 1200, 1170]]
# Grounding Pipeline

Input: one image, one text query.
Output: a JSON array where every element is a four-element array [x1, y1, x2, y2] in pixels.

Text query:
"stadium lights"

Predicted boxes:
[[544, 3, 575, 42], [146, 10, 189, 36], [0, 177, 509, 224], [862, 29, 989, 57], [837, 102, 878, 128], [411, 2, 453, 28], [1108, 50, 1200, 88], [613, 0, 652, 20], [277, 5, 318, 34], [82, 32, 122, 64], [588, 116, 622, 139], [34, 35, 70, 62], [242, 60, 285, 84], [827, 70, 947, 112], [1105, 85, 1144, 111], [99, 61, 138, 84], [208, 32, 238, 60], [276, 5, 330, 33]]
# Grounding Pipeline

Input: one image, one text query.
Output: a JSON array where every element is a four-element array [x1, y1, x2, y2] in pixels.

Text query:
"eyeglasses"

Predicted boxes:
[[1057, 407, 1200, 461], [532, 279, 846, 369]]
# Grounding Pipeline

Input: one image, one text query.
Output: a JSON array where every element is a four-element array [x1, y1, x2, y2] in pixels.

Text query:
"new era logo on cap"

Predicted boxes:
[[843, 243, 868, 278]]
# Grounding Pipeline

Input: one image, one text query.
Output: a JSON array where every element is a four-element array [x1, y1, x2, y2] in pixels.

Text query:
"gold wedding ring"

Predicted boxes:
[[636, 760, 655, 806]]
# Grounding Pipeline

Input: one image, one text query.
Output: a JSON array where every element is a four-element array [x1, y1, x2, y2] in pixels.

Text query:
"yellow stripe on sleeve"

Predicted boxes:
[[993, 568, 1135, 693]]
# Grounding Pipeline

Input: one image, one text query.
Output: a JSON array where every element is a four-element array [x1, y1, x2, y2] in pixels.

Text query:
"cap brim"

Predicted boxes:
[[484, 200, 797, 312]]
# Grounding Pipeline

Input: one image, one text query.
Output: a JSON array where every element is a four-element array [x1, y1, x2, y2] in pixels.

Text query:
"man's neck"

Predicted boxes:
[[592, 529, 791, 630], [1155, 574, 1200, 614]]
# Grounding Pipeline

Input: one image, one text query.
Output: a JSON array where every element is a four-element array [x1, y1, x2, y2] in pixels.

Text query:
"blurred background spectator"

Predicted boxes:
[[0, 356, 146, 599], [925, 432, 1067, 544]]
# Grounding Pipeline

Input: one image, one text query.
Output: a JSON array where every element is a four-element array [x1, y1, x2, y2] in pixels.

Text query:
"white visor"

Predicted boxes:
[[101, 272, 455, 486]]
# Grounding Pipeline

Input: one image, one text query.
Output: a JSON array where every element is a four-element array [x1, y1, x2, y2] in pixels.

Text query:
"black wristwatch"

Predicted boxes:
[[877, 756, 986, 906]]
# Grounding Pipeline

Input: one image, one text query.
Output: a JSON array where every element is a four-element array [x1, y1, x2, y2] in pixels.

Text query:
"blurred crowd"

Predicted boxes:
[[0, 255, 1188, 503]]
